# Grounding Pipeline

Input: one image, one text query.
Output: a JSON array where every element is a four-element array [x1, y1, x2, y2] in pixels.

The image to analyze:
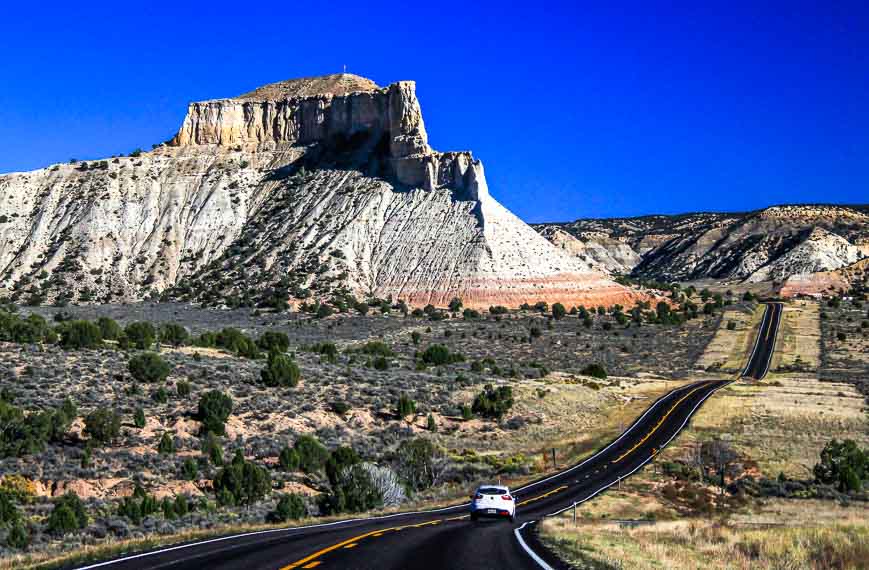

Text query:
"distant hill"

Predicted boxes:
[[536, 204, 869, 296]]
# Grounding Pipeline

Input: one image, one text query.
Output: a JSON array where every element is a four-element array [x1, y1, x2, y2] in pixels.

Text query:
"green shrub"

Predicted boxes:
[[0, 491, 20, 525], [411, 331, 421, 345], [471, 384, 514, 419], [294, 435, 329, 474], [133, 407, 146, 429], [580, 363, 607, 379], [157, 432, 175, 454], [260, 351, 300, 387], [353, 341, 394, 357], [212, 455, 271, 506], [257, 331, 290, 353], [462, 308, 481, 320], [309, 342, 338, 359], [124, 322, 156, 350], [84, 409, 121, 445], [726, 320, 737, 330], [182, 458, 198, 480], [396, 394, 416, 419], [813, 439, 867, 492], [159, 323, 189, 347], [551, 303, 566, 320], [197, 391, 233, 436], [58, 320, 102, 349], [47, 493, 87, 534], [267, 494, 306, 522], [330, 401, 350, 415], [128, 352, 171, 383], [6, 521, 28, 548], [201, 432, 224, 466], [215, 328, 260, 358], [176, 380, 191, 397], [421, 344, 463, 366], [279, 446, 300, 471], [319, 464, 382, 515], [325, 446, 361, 486], [97, 317, 122, 341]]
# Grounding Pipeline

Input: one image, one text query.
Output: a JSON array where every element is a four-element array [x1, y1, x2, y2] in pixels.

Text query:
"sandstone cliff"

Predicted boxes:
[[0, 74, 639, 308]]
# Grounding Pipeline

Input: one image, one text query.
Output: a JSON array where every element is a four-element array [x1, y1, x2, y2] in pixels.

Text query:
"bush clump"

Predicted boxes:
[[420, 344, 464, 366], [267, 494, 306, 522], [260, 351, 301, 387], [58, 320, 103, 349], [213, 452, 271, 506], [124, 322, 156, 350], [47, 493, 87, 535], [471, 384, 514, 419], [580, 363, 608, 379], [159, 323, 189, 347], [128, 352, 171, 383], [84, 409, 121, 445], [257, 331, 290, 353], [197, 391, 233, 436], [294, 435, 329, 474]]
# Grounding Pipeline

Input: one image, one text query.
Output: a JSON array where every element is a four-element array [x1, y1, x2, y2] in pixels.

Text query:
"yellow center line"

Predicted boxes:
[[518, 485, 568, 506], [278, 526, 400, 569], [343, 544, 357, 549], [301, 563, 321, 569], [611, 382, 710, 464]]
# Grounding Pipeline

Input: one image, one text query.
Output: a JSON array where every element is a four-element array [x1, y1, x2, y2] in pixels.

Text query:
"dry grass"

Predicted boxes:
[[696, 304, 762, 372], [774, 300, 820, 370], [688, 374, 868, 478], [540, 514, 869, 570]]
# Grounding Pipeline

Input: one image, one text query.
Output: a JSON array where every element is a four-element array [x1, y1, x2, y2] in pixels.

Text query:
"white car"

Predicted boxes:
[[469, 485, 516, 522]]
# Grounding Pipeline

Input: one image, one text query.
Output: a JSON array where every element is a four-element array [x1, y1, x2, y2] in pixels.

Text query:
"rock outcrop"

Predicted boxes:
[[537, 205, 869, 295], [0, 74, 639, 308]]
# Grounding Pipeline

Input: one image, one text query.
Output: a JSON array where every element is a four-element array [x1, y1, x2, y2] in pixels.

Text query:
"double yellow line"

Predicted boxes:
[[610, 381, 711, 464], [280, 486, 570, 568]]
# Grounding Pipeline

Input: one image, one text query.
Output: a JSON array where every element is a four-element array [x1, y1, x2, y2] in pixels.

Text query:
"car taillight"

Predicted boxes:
[[502, 495, 512, 501]]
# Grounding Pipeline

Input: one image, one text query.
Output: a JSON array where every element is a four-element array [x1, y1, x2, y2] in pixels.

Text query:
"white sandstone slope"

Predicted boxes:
[[0, 74, 640, 308]]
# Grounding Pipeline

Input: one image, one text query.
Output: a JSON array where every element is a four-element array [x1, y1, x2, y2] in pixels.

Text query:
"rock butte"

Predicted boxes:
[[0, 73, 644, 308]]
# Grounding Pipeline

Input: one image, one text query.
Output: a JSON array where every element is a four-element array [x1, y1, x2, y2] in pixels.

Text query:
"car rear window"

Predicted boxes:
[[478, 487, 507, 495]]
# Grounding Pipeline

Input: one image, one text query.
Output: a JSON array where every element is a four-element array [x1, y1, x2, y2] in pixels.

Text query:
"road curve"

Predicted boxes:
[[75, 303, 782, 570]]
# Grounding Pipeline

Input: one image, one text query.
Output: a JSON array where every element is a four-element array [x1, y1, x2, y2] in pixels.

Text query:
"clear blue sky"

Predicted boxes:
[[1, 1, 867, 222]]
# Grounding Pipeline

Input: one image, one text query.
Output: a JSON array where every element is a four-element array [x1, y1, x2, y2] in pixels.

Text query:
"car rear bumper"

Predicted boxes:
[[470, 507, 514, 518]]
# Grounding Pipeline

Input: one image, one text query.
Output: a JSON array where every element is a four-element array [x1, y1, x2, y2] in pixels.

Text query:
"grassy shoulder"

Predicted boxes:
[[540, 514, 869, 570], [538, 299, 869, 569]]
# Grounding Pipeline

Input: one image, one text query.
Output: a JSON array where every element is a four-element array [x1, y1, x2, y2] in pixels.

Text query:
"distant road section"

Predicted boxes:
[[741, 302, 783, 380]]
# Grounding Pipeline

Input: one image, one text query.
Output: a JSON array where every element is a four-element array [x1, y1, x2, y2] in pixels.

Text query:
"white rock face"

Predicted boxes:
[[0, 74, 638, 308], [539, 205, 869, 290]]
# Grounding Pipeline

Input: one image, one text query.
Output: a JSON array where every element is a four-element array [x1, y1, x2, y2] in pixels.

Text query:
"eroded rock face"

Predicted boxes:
[[0, 74, 636, 308], [538, 205, 869, 294]]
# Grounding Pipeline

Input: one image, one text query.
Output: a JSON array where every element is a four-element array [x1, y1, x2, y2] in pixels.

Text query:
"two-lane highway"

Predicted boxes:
[[77, 303, 782, 570]]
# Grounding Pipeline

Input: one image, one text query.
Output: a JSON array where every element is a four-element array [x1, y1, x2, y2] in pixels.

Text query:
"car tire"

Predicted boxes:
[[509, 514, 515, 523]]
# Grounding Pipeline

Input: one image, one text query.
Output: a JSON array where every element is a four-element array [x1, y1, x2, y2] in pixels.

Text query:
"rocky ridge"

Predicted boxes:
[[537, 205, 869, 295], [0, 74, 640, 308]]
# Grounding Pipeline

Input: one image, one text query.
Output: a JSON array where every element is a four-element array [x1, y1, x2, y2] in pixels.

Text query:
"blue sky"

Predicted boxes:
[[1, 1, 867, 222]]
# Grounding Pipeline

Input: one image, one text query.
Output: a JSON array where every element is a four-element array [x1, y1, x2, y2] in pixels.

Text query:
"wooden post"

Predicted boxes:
[[573, 503, 577, 525], [551, 448, 557, 469]]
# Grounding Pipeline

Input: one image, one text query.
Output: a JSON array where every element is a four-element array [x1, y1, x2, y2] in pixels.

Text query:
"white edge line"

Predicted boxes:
[[758, 303, 781, 380], [80, 379, 701, 568], [514, 521, 555, 570], [513, 380, 729, 569], [512, 381, 699, 494], [741, 303, 770, 377]]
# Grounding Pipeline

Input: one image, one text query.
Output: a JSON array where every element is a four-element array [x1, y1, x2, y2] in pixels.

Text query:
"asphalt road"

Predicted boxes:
[[740, 301, 783, 380], [77, 303, 782, 570]]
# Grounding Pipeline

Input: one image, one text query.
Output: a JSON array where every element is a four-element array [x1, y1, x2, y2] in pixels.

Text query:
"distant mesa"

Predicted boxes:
[[0, 74, 643, 309]]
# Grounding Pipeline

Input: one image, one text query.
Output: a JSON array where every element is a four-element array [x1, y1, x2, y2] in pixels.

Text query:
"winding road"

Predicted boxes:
[[77, 303, 782, 570]]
